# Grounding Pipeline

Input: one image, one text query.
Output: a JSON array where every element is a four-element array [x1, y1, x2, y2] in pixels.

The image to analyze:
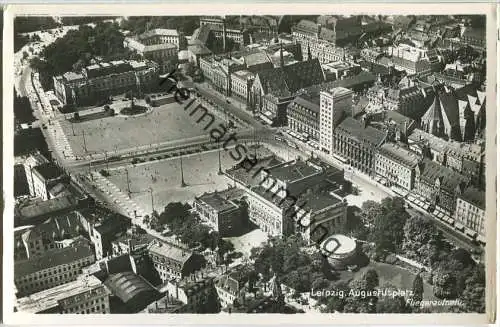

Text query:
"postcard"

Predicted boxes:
[[2, 3, 496, 325]]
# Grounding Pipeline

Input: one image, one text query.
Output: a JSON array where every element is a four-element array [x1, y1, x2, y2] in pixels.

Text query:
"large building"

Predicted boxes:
[[104, 271, 161, 313], [53, 60, 159, 106], [200, 16, 251, 47], [374, 143, 422, 191], [408, 128, 484, 186], [15, 212, 84, 261], [319, 87, 354, 153], [287, 92, 321, 141], [249, 58, 325, 124], [147, 241, 206, 283], [291, 17, 363, 52], [15, 275, 110, 314], [294, 191, 347, 244], [23, 151, 49, 198], [193, 187, 247, 236], [199, 55, 246, 96], [76, 208, 132, 260], [123, 37, 178, 73], [24, 161, 67, 201], [455, 186, 485, 243], [385, 44, 438, 75], [420, 84, 486, 142], [245, 159, 344, 238], [331, 117, 387, 174], [131, 28, 187, 50], [14, 241, 96, 297], [414, 159, 470, 214]]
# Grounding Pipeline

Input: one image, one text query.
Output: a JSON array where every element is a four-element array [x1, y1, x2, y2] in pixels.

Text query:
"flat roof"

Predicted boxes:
[[19, 196, 75, 219], [148, 241, 192, 264], [196, 188, 244, 213], [267, 160, 321, 183], [299, 192, 343, 212], [33, 162, 63, 180], [15, 275, 104, 313]]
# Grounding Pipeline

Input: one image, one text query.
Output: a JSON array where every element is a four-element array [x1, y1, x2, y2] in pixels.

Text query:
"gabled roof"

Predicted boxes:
[[459, 186, 485, 209], [256, 59, 324, 97], [418, 159, 469, 193]]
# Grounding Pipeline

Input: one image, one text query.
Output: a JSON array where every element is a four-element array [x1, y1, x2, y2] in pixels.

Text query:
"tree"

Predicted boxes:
[[376, 296, 408, 313], [432, 259, 464, 299], [412, 274, 424, 302], [461, 264, 485, 313], [364, 269, 379, 291], [368, 197, 409, 255]]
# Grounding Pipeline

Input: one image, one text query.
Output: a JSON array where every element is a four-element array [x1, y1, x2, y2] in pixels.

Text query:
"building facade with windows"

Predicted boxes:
[[294, 192, 347, 244], [455, 186, 485, 243], [331, 117, 387, 174], [193, 187, 247, 236], [287, 92, 321, 141], [15, 275, 110, 314], [53, 60, 160, 106], [319, 87, 354, 153], [147, 241, 205, 283], [414, 159, 470, 214], [14, 242, 96, 297], [133, 28, 187, 50]]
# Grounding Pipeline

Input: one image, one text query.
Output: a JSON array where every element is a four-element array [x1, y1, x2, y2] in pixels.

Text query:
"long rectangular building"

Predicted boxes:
[[15, 275, 110, 314], [53, 60, 159, 106]]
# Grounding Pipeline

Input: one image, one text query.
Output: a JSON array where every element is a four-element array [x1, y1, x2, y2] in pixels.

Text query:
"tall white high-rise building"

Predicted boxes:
[[319, 87, 353, 153]]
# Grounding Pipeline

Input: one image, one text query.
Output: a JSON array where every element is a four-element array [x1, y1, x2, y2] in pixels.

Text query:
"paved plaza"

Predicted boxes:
[[59, 100, 233, 156]]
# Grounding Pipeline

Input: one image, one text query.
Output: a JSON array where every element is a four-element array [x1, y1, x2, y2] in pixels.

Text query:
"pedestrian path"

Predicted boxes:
[[90, 171, 148, 219], [46, 120, 76, 161]]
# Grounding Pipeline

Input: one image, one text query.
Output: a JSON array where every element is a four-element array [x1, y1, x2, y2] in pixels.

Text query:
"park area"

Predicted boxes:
[[106, 145, 272, 214], [59, 99, 235, 156], [338, 261, 436, 301]]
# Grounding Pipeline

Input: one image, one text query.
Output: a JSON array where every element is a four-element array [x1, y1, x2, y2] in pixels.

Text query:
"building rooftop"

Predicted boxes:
[[21, 211, 83, 244], [148, 241, 193, 265], [62, 71, 85, 82], [196, 187, 244, 213], [378, 143, 421, 168], [18, 196, 76, 220], [15, 242, 94, 278], [15, 275, 105, 313], [336, 117, 387, 146], [459, 186, 485, 210], [266, 160, 321, 183], [33, 162, 64, 181], [419, 159, 469, 193], [408, 129, 483, 161], [232, 69, 255, 80], [104, 271, 159, 309], [298, 192, 344, 212]]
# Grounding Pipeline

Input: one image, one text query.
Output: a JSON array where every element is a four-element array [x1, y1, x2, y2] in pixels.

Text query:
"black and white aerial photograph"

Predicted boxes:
[[8, 10, 491, 318]]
